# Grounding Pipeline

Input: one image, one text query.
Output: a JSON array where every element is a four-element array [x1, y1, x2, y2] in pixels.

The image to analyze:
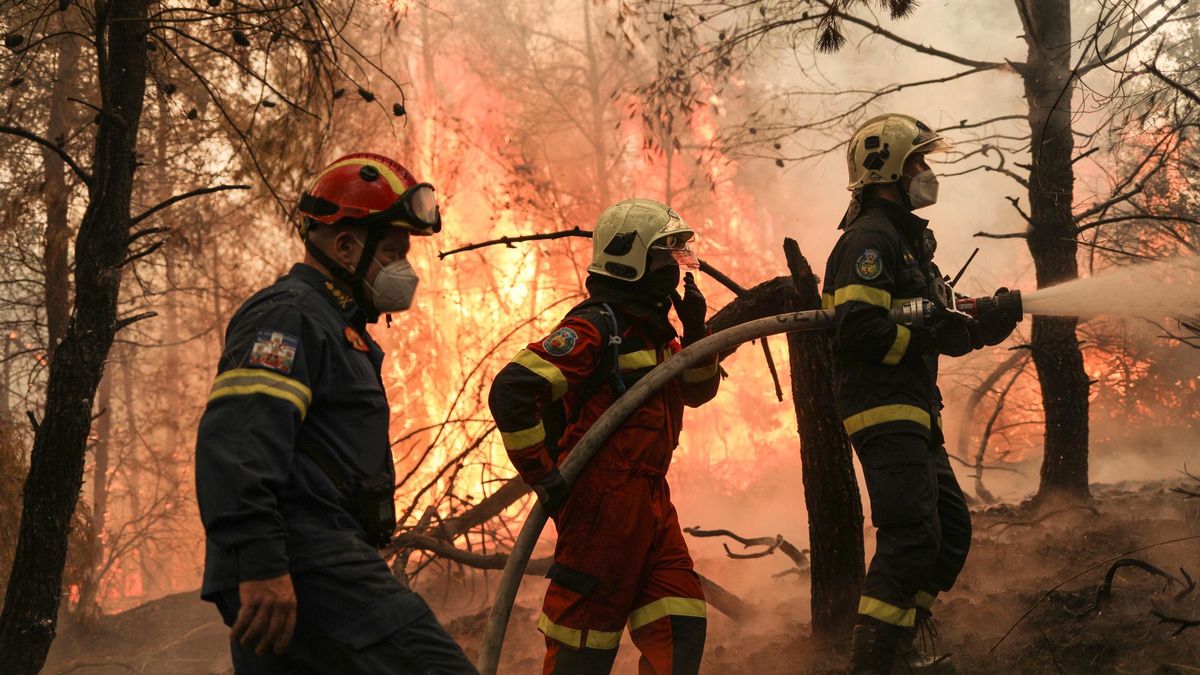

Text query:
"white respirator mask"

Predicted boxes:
[[905, 170, 939, 210], [366, 259, 420, 313]]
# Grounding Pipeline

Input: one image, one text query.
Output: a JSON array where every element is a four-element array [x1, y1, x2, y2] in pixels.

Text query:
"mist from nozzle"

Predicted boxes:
[[1021, 255, 1200, 319]]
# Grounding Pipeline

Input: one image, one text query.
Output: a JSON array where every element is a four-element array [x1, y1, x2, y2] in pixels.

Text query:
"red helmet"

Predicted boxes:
[[298, 153, 441, 237]]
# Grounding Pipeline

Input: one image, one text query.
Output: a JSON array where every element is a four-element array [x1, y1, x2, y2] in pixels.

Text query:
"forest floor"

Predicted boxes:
[[43, 479, 1200, 674]]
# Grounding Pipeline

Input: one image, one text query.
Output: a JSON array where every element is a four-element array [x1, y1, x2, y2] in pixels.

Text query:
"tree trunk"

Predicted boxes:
[[75, 369, 112, 625], [1017, 0, 1092, 502], [706, 253, 864, 640], [41, 31, 81, 357], [783, 239, 864, 639], [0, 1, 150, 671]]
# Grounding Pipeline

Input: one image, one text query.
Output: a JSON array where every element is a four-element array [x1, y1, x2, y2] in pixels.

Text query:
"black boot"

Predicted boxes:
[[849, 619, 904, 674], [894, 612, 954, 674]]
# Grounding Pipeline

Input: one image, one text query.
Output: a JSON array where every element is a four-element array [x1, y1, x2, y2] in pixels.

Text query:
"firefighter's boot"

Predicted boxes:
[[894, 613, 955, 674], [849, 619, 904, 674]]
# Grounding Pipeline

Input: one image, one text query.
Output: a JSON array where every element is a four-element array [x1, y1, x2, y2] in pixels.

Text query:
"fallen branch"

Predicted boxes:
[[684, 526, 809, 570], [1152, 609, 1200, 636], [991, 533, 1200, 653], [1075, 558, 1186, 618]]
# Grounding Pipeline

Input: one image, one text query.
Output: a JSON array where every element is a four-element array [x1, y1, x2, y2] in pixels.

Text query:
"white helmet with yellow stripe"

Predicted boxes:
[[588, 198, 695, 282], [846, 114, 952, 191]]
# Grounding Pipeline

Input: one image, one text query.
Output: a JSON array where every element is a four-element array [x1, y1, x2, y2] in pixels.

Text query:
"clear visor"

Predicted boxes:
[[407, 185, 440, 226], [652, 231, 694, 251]]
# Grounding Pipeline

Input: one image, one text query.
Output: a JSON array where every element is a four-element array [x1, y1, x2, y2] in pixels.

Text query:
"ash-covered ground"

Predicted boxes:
[[43, 479, 1200, 674]]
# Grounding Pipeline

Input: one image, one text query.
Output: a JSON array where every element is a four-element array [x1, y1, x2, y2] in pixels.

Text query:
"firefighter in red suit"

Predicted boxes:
[[488, 198, 721, 674]]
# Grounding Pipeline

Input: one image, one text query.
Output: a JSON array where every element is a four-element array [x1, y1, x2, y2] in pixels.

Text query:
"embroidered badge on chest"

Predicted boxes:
[[855, 248, 884, 281], [249, 330, 299, 373], [542, 327, 578, 357], [344, 326, 370, 352]]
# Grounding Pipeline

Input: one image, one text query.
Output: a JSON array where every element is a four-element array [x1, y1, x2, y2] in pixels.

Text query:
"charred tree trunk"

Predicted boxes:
[[74, 368, 113, 625], [0, 1, 150, 671], [707, 245, 864, 640], [783, 239, 863, 639], [1017, 0, 1091, 502], [41, 33, 81, 357]]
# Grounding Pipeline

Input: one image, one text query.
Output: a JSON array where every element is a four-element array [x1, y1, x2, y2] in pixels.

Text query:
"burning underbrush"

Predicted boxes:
[[42, 477, 1200, 674]]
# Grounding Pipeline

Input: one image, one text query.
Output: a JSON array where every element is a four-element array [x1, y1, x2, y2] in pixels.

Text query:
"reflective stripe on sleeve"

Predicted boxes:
[[585, 628, 622, 650], [513, 349, 569, 401], [834, 284, 892, 310], [915, 590, 938, 611], [618, 349, 659, 372], [858, 595, 917, 628], [882, 325, 911, 366], [682, 360, 719, 383], [627, 596, 707, 631], [822, 292, 834, 310], [500, 421, 545, 452], [207, 368, 313, 419], [842, 404, 931, 436]]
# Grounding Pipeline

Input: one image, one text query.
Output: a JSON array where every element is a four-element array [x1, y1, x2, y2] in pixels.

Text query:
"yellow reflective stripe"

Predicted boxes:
[[627, 597, 707, 631], [859, 595, 916, 628], [513, 349, 568, 401], [822, 292, 834, 310], [891, 296, 922, 309], [317, 157, 409, 198], [843, 404, 930, 436], [882, 325, 911, 366], [537, 612, 581, 648], [500, 421, 545, 451], [915, 590, 938, 611], [682, 360, 719, 383], [618, 349, 659, 372], [834, 284, 892, 310], [208, 368, 313, 419], [585, 628, 622, 650]]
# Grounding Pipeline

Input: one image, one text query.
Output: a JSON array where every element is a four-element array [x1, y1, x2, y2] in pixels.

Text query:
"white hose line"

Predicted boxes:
[[477, 309, 836, 674]]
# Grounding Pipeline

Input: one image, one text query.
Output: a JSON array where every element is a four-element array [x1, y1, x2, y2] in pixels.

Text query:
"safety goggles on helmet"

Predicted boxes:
[[366, 183, 441, 234], [299, 182, 441, 235]]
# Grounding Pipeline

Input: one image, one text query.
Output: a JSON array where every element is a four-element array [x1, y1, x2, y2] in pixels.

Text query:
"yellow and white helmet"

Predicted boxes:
[[588, 198, 695, 282], [846, 114, 952, 191]]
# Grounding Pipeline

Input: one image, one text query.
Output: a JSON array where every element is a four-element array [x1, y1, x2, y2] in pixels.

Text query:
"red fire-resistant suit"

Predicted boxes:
[[489, 300, 721, 675]]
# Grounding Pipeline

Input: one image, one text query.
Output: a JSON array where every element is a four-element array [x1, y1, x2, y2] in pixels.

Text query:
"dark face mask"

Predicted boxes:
[[643, 263, 680, 299]]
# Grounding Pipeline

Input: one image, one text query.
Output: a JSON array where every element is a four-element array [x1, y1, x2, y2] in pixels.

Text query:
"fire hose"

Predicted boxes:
[[476, 292, 1022, 673]]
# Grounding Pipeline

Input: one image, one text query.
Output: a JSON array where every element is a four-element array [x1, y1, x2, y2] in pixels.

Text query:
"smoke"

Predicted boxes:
[[1022, 255, 1200, 319]]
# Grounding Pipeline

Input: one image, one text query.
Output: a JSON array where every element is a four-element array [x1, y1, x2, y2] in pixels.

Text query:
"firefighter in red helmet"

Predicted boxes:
[[196, 153, 477, 673], [489, 198, 721, 675]]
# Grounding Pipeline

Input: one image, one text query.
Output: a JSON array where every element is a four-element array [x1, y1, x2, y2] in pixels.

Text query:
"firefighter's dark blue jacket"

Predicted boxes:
[[195, 263, 392, 598], [821, 198, 972, 447]]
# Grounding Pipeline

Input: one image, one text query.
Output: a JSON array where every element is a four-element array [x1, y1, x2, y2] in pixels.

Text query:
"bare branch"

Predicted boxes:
[[0, 125, 92, 184], [130, 184, 250, 226]]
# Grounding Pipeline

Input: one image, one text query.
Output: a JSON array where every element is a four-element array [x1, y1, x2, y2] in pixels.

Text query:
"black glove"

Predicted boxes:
[[974, 286, 1018, 346], [671, 272, 707, 346], [531, 468, 569, 515], [913, 314, 976, 357]]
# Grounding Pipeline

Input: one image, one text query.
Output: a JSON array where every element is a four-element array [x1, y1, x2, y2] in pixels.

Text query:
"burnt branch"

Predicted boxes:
[[1075, 558, 1186, 618], [0, 125, 92, 184], [984, 505, 1101, 533], [130, 184, 249, 226], [684, 526, 809, 570], [1151, 609, 1200, 636]]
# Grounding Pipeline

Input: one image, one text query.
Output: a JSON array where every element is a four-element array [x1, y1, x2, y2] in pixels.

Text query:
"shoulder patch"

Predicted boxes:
[[249, 330, 299, 374], [344, 326, 369, 352], [542, 326, 579, 357], [855, 248, 884, 281]]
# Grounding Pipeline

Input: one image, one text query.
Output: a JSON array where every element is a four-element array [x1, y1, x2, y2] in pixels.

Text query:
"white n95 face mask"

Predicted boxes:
[[367, 259, 420, 312], [907, 170, 939, 209]]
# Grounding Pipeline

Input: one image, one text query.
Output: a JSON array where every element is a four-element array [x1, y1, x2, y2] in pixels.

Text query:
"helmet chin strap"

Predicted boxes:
[[303, 221, 388, 320]]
